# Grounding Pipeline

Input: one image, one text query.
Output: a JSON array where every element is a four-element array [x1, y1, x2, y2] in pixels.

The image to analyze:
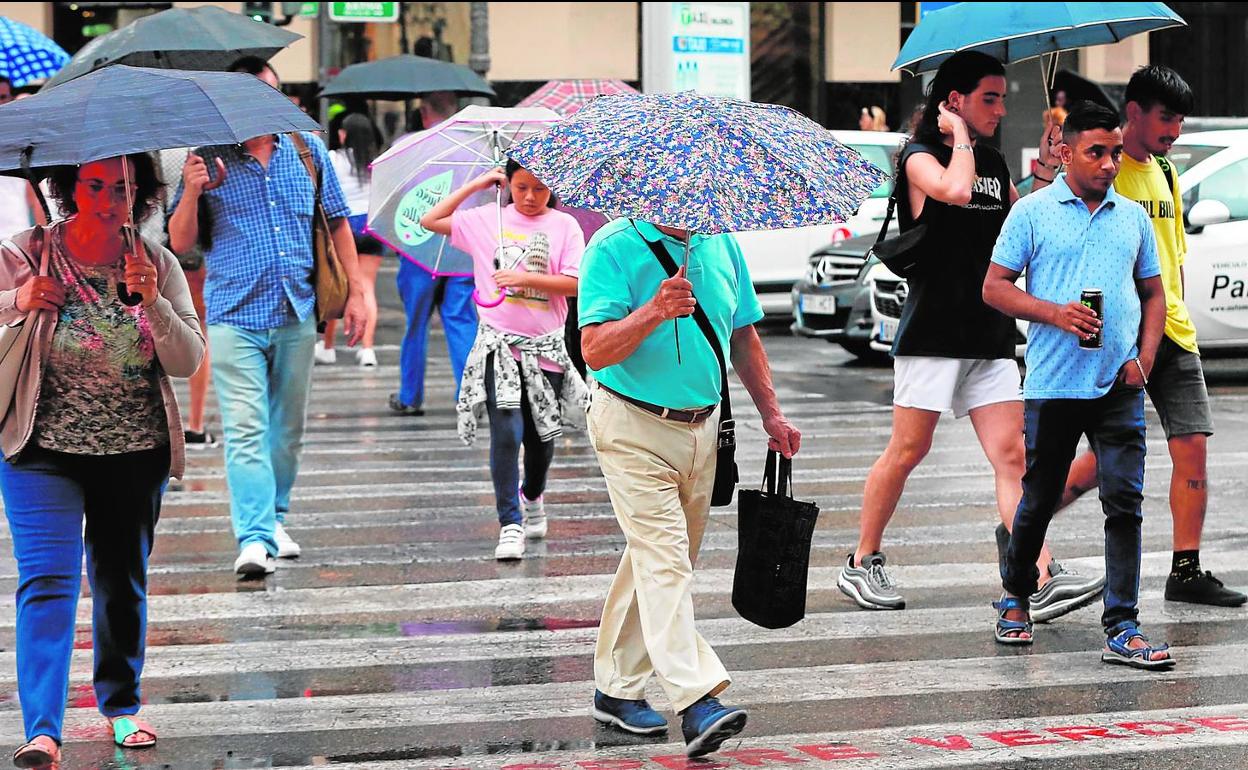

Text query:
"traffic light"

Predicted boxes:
[[243, 2, 272, 23]]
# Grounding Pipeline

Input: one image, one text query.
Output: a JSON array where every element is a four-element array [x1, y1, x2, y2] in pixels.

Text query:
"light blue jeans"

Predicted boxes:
[[208, 317, 316, 554]]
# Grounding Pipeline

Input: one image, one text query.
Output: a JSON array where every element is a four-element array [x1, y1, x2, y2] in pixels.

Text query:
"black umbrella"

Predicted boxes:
[[320, 55, 495, 101], [41, 5, 301, 90], [1052, 69, 1119, 113]]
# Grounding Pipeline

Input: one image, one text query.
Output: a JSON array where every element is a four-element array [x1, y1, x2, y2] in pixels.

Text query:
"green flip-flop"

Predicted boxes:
[[109, 716, 157, 749]]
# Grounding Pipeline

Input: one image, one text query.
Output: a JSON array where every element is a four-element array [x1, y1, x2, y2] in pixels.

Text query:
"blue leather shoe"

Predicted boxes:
[[681, 695, 747, 757], [592, 690, 668, 735]]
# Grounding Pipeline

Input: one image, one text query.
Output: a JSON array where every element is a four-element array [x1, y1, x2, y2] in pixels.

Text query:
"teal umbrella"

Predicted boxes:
[[320, 55, 495, 101], [893, 2, 1185, 74], [41, 5, 301, 89]]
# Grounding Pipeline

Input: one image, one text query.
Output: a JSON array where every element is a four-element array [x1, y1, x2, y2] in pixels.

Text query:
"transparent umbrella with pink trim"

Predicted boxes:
[[367, 105, 561, 289]]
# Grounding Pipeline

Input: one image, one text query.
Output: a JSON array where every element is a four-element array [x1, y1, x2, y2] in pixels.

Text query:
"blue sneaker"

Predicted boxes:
[[681, 695, 748, 757], [592, 690, 668, 735]]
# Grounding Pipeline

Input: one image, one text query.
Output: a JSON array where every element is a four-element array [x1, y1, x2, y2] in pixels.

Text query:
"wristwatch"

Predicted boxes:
[[953, 143, 973, 153]]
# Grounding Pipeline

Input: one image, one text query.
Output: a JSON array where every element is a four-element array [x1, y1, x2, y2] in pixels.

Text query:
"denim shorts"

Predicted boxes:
[[1146, 335, 1214, 439]]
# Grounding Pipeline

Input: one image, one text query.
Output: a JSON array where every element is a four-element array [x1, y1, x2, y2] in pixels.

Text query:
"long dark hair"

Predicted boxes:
[[912, 51, 1005, 146], [47, 152, 163, 224], [340, 112, 379, 183]]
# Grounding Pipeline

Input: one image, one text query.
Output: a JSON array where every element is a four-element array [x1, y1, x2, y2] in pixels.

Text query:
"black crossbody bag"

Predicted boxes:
[[868, 141, 933, 278], [640, 234, 738, 507]]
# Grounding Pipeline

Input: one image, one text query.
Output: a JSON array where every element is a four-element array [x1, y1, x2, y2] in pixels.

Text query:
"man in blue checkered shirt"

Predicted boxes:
[[169, 59, 371, 578]]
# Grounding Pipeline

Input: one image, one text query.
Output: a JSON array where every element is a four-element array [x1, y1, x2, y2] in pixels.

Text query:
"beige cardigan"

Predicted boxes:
[[0, 224, 206, 479]]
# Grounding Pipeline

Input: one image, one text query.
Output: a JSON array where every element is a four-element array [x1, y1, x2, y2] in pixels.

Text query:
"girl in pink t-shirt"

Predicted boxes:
[[421, 161, 585, 561]]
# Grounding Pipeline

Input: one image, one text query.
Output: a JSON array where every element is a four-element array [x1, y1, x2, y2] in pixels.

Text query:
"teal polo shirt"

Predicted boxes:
[[578, 219, 763, 409]]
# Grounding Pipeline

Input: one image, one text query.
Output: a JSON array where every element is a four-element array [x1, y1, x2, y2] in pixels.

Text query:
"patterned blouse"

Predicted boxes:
[[33, 224, 168, 455]]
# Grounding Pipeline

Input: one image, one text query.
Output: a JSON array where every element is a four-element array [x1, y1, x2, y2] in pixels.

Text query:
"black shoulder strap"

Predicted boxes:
[[1155, 155, 1176, 196], [637, 227, 732, 421], [876, 139, 922, 245]]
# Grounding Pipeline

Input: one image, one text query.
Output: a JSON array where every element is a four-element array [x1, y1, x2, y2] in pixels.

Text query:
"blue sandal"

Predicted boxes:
[[993, 594, 1033, 645], [1102, 627, 1176, 670]]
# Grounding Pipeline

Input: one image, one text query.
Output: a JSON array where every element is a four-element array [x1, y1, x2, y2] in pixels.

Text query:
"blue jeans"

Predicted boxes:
[[208, 317, 316, 554], [484, 355, 563, 527], [396, 259, 478, 408], [0, 445, 169, 742], [1003, 386, 1147, 634]]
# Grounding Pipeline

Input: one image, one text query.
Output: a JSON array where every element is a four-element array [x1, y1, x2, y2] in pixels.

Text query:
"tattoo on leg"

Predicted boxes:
[[1186, 479, 1207, 490]]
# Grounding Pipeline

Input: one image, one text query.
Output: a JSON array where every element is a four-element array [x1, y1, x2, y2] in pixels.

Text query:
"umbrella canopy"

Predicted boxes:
[[0, 16, 69, 87], [41, 5, 301, 90], [369, 106, 560, 276], [893, 2, 1185, 74], [506, 91, 888, 235], [321, 55, 495, 101], [0, 65, 320, 175], [516, 79, 638, 117]]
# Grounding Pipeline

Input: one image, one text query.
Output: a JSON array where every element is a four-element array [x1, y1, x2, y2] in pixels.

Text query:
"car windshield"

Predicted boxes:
[[1168, 144, 1225, 175], [849, 143, 896, 199]]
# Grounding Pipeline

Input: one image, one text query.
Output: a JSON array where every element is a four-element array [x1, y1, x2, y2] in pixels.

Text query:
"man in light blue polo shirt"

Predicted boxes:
[[578, 218, 800, 755], [983, 102, 1168, 668]]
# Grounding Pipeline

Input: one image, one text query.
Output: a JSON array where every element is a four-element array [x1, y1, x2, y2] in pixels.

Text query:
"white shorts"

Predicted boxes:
[[893, 356, 1022, 419]]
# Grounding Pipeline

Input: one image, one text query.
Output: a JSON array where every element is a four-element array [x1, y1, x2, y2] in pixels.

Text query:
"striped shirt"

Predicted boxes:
[[170, 132, 349, 330]]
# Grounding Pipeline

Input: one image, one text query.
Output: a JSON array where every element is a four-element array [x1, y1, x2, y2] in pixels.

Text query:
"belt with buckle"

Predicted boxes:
[[599, 385, 716, 424]]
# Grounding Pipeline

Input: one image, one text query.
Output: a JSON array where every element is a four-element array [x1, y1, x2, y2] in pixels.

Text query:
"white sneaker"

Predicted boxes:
[[234, 543, 275, 578], [356, 348, 378, 368], [521, 489, 547, 540], [274, 522, 302, 559], [314, 340, 337, 365], [494, 524, 525, 560]]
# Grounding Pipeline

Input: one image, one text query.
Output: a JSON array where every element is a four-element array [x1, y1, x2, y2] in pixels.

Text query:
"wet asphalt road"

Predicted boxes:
[[2, 262, 1248, 769]]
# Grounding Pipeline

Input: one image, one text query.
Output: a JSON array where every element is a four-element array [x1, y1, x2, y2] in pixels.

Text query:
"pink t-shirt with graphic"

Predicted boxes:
[[451, 203, 584, 371]]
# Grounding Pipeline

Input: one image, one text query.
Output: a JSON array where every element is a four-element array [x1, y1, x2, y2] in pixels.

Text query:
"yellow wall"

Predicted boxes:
[[825, 1, 900, 82], [2, 4, 48, 33], [486, 2, 638, 81], [1080, 35, 1150, 85]]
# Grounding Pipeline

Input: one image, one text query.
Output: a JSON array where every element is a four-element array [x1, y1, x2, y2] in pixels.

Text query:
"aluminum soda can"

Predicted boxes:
[[1079, 288, 1103, 349]]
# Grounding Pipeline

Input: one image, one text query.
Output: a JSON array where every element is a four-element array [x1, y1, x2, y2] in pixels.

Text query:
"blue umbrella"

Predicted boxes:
[[0, 15, 69, 87], [893, 2, 1185, 74], [0, 65, 320, 175], [506, 91, 888, 237]]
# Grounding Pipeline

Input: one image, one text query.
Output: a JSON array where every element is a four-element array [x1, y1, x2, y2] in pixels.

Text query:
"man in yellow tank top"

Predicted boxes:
[[1038, 66, 1245, 606]]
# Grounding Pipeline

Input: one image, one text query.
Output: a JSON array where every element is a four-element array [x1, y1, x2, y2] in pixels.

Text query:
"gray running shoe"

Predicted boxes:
[[837, 552, 905, 610], [1031, 560, 1105, 623], [995, 524, 1105, 623]]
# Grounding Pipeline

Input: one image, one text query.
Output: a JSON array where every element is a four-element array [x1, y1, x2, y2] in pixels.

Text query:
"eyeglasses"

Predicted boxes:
[[77, 179, 137, 200]]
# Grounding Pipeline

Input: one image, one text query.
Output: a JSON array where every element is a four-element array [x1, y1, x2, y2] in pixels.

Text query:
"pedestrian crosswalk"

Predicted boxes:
[[1, 333, 1246, 769]]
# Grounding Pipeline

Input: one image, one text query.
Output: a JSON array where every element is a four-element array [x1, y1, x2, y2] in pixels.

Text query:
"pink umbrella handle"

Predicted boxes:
[[474, 287, 508, 308]]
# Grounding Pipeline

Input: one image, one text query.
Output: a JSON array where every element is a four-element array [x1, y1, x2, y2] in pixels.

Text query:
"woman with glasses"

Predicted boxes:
[[0, 153, 205, 769]]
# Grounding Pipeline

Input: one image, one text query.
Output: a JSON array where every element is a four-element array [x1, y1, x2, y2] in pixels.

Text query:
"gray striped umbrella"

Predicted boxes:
[[0, 65, 320, 175]]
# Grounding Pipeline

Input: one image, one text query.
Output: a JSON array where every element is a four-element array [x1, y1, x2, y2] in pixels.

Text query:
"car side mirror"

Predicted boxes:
[[1188, 198, 1232, 228]]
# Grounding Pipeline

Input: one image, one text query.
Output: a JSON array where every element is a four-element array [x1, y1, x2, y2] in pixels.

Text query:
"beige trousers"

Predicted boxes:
[[588, 385, 729, 713]]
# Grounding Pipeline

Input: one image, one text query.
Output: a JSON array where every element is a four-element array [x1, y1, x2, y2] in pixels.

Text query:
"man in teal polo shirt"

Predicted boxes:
[[578, 218, 801, 756]]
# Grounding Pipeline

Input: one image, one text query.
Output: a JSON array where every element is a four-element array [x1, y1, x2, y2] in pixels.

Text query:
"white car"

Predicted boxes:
[[736, 130, 905, 316], [867, 129, 1248, 354]]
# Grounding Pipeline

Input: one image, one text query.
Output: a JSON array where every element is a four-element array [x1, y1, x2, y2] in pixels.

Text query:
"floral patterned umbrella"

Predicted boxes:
[[506, 91, 889, 237], [516, 79, 638, 117]]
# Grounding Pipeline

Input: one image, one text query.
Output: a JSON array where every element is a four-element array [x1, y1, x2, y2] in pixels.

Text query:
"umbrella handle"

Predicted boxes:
[[474, 287, 508, 308]]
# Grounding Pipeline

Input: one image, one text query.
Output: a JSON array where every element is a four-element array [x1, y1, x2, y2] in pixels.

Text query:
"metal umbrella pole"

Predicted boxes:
[[117, 158, 145, 307]]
